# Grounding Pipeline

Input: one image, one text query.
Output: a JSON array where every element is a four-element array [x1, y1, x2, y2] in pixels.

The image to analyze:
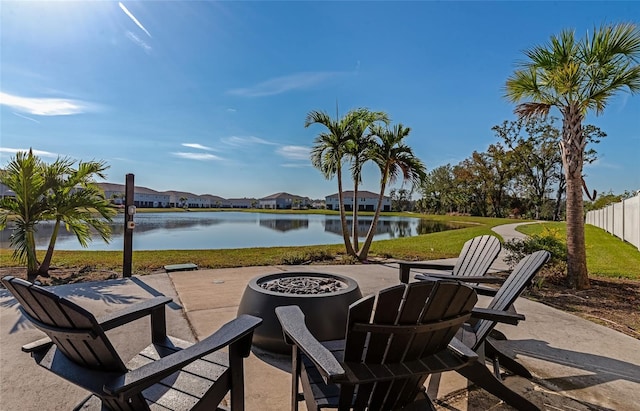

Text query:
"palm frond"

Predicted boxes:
[[514, 102, 552, 119]]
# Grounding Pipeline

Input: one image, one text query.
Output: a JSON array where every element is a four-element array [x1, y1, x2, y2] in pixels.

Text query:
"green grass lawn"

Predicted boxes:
[[516, 222, 640, 280], [0, 215, 517, 275], [4, 215, 636, 281]]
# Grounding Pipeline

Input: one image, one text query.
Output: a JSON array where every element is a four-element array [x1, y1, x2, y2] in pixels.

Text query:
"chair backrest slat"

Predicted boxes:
[[473, 250, 550, 349], [340, 293, 376, 408], [453, 235, 502, 277], [343, 281, 477, 410], [2, 277, 127, 372]]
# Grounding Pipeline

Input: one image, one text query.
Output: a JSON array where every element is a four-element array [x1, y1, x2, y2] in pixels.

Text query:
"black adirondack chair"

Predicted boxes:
[[398, 235, 502, 286], [1, 276, 262, 411], [276, 280, 480, 411], [427, 250, 551, 411]]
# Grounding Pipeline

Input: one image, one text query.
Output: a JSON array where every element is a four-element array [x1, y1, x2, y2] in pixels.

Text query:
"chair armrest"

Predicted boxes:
[[399, 261, 454, 283], [103, 314, 262, 397], [415, 274, 505, 284], [400, 262, 456, 271], [275, 305, 345, 383], [469, 285, 498, 296], [447, 336, 479, 361], [471, 307, 524, 325], [22, 336, 53, 353], [97, 296, 172, 331]]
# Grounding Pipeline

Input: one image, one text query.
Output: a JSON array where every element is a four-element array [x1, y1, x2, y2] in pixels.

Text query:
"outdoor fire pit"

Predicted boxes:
[[237, 272, 362, 354]]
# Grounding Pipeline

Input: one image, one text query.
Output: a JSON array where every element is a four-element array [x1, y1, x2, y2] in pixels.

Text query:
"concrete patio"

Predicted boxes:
[[1, 262, 639, 410]]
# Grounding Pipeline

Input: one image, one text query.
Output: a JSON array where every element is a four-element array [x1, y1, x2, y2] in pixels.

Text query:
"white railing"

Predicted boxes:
[[585, 193, 640, 251]]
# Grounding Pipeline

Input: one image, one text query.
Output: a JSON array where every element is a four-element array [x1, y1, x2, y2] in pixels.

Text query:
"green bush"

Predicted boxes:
[[280, 250, 335, 265], [503, 227, 568, 286]]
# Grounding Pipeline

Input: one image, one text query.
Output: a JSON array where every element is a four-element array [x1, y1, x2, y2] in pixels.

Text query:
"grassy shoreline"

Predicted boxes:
[[3, 213, 638, 280], [1, 214, 515, 275]]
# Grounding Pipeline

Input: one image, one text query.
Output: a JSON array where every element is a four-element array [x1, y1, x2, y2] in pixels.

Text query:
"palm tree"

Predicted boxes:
[[307, 109, 358, 257], [505, 23, 640, 289], [0, 151, 117, 281], [344, 109, 389, 253], [358, 124, 426, 260], [0, 150, 50, 278], [37, 159, 117, 276]]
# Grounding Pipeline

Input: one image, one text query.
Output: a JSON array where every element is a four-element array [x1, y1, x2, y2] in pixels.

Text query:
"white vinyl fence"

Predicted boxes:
[[585, 193, 640, 251]]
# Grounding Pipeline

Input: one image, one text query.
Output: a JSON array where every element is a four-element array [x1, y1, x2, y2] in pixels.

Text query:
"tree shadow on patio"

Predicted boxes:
[[0, 277, 183, 334]]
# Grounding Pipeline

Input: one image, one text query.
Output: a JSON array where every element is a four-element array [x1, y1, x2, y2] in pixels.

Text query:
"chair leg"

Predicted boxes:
[[229, 344, 245, 411], [291, 346, 301, 411], [485, 338, 533, 379], [456, 361, 540, 411]]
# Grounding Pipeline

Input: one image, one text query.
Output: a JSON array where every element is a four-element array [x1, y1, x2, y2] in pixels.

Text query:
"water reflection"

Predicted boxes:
[[259, 219, 309, 232], [0, 212, 466, 251]]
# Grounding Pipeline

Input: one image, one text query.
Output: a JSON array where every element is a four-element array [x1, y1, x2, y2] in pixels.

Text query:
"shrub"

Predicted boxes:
[[503, 227, 568, 286], [280, 252, 308, 265], [280, 250, 335, 265]]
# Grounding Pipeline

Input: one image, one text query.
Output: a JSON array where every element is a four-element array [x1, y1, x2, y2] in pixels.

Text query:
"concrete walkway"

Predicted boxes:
[[1, 223, 639, 410]]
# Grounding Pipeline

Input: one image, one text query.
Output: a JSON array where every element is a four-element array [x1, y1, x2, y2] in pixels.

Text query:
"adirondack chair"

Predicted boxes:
[[1, 276, 262, 411], [398, 235, 502, 290], [276, 280, 480, 411], [428, 250, 551, 411]]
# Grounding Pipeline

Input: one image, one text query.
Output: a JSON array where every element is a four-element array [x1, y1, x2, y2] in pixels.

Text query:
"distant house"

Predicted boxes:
[[98, 183, 170, 208], [95, 182, 324, 210], [164, 191, 209, 208], [325, 190, 390, 212], [310, 199, 325, 209], [260, 192, 311, 209], [227, 198, 256, 208], [0, 183, 16, 199], [200, 194, 227, 208]]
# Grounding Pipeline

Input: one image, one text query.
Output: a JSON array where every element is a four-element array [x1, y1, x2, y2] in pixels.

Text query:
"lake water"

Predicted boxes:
[[0, 212, 466, 251]]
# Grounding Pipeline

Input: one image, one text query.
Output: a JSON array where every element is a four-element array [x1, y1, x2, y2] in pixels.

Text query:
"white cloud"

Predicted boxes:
[[226, 108, 237, 113], [172, 152, 222, 161], [119, 2, 151, 38], [182, 143, 215, 151], [0, 147, 58, 158], [0, 92, 95, 116], [125, 31, 152, 52], [277, 145, 310, 161], [221, 136, 277, 146], [227, 71, 340, 97]]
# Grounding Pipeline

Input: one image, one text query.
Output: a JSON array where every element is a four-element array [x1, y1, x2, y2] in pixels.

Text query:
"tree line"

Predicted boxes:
[[416, 116, 606, 220]]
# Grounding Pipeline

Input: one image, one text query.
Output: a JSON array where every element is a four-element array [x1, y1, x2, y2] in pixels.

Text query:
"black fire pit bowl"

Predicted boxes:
[[237, 272, 362, 354]]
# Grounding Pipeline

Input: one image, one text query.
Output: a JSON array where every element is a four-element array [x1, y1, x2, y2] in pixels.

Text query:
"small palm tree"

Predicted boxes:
[[307, 109, 358, 256], [344, 109, 389, 252], [37, 159, 117, 276], [505, 23, 640, 289], [0, 151, 116, 281], [358, 124, 426, 260], [0, 151, 49, 277]]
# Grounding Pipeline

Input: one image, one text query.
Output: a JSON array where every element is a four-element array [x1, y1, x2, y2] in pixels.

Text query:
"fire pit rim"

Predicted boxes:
[[247, 271, 360, 298]]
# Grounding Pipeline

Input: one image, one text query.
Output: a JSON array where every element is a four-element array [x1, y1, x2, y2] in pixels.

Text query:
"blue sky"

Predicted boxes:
[[1, 1, 639, 200]]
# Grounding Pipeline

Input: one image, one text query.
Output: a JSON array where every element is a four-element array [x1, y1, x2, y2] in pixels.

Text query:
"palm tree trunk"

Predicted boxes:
[[26, 229, 39, 282], [562, 109, 589, 289], [358, 180, 387, 260], [38, 219, 60, 276], [352, 183, 359, 253], [337, 167, 355, 256], [554, 174, 565, 221]]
